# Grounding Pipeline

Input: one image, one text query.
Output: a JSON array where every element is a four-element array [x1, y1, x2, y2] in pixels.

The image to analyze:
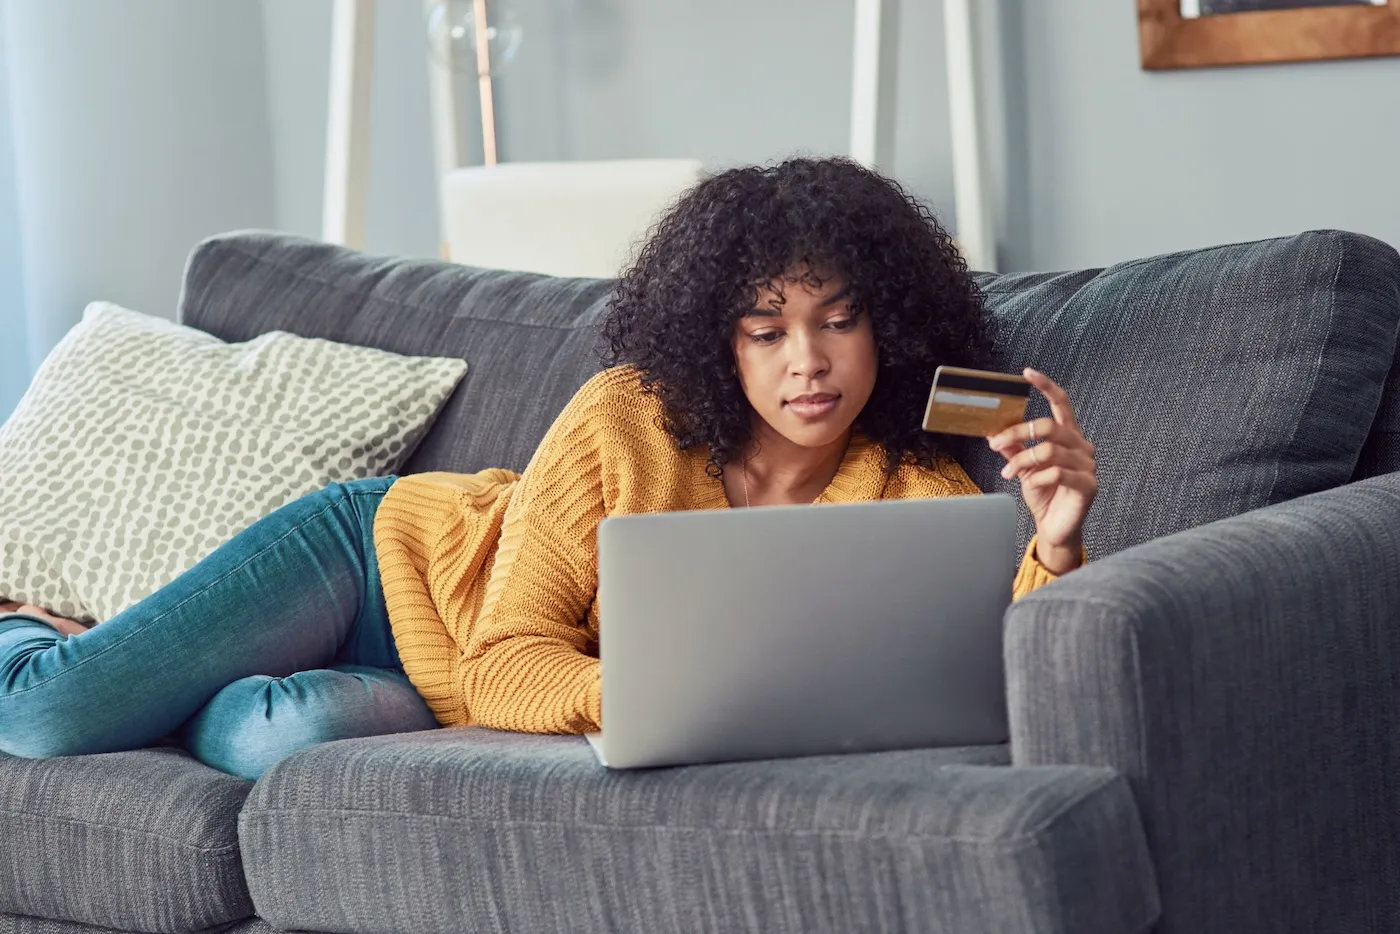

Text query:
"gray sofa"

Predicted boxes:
[[2, 228, 1398, 934]]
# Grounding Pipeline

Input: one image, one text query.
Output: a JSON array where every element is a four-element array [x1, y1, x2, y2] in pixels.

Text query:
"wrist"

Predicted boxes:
[[1035, 533, 1084, 576], [585, 663, 603, 730]]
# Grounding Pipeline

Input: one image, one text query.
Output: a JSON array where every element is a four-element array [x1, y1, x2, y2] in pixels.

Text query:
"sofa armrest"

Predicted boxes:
[[1005, 474, 1400, 934]]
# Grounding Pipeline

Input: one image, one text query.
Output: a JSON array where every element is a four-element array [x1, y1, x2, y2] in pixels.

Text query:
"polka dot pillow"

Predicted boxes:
[[0, 302, 467, 624]]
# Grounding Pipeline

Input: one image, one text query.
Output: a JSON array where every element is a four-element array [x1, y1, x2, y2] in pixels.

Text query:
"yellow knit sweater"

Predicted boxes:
[[373, 367, 1067, 734]]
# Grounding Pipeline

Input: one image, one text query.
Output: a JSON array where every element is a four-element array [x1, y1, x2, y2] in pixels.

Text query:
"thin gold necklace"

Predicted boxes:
[[742, 459, 751, 508]]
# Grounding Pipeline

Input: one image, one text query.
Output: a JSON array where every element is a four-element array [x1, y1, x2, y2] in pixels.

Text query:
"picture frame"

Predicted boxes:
[[1138, 0, 1400, 69]]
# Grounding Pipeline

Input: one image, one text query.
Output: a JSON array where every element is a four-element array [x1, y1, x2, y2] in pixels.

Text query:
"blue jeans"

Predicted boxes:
[[0, 478, 439, 780]]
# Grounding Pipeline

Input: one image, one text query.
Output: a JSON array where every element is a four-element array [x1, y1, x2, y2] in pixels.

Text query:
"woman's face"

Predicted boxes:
[[731, 269, 878, 452]]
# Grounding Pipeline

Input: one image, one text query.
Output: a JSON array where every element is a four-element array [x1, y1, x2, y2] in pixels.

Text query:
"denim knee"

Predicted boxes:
[[181, 665, 438, 781]]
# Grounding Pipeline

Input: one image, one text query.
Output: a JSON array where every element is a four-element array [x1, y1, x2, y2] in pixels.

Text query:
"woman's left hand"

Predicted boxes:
[[987, 368, 1098, 575]]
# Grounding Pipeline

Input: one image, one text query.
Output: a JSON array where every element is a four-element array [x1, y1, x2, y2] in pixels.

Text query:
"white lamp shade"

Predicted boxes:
[[442, 159, 705, 279]]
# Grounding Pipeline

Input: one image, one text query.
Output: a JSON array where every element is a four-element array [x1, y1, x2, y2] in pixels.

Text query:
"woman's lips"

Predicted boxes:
[[786, 395, 840, 419]]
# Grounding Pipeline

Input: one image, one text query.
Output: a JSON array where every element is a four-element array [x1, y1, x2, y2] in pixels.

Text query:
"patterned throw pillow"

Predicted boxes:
[[0, 302, 467, 623]]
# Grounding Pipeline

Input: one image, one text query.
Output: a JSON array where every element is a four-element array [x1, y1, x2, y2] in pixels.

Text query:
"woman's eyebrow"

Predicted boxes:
[[820, 284, 855, 307]]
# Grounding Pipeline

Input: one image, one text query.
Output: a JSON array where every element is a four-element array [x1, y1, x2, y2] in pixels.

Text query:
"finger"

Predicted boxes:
[[1001, 443, 1095, 479], [1039, 419, 1094, 459], [1019, 467, 1099, 504], [999, 438, 1096, 474], [996, 442, 1092, 478], [991, 440, 1027, 462], [989, 416, 1058, 451], [989, 417, 1093, 455], [1021, 467, 1099, 499], [1033, 448, 1096, 480], [1023, 368, 1081, 430]]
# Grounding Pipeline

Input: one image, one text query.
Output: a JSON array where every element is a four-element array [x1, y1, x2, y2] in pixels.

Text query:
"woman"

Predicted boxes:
[[0, 157, 1096, 780]]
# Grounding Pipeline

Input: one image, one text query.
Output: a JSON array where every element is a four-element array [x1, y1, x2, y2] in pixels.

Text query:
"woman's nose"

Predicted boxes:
[[787, 334, 830, 379]]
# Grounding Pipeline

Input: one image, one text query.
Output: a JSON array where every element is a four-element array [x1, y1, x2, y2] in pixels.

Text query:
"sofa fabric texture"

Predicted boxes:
[[0, 747, 253, 932], [1003, 470, 1400, 934], [0, 916, 276, 934], [0, 918, 277, 929], [238, 730, 1157, 934], [964, 230, 1400, 558], [1353, 351, 1400, 479]]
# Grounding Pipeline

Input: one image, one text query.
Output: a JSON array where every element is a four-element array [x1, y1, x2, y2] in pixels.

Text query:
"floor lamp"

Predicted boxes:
[[322, 0, 375, 251], [849, 0, 997, 272], [322, 0, 998, 272]]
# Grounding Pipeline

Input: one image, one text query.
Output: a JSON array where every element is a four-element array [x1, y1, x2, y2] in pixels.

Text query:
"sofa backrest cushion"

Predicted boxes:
[[961, 230, 1400, 557], [1352, 354, 1400, 481], [181, 229, 1400, 560], [179, 231, 609, 475]]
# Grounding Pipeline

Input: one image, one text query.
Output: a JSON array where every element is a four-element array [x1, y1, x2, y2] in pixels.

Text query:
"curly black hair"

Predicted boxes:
[[598, 156, 995, 477]]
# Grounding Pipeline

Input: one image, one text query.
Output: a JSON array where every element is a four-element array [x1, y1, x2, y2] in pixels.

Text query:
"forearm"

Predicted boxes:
[[462, 632, 602, 733], [1035, 532, 1085, 576]]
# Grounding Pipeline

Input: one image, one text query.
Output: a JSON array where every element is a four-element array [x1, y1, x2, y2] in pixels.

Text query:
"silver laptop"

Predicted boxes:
[[585, 493, 1017, 769]]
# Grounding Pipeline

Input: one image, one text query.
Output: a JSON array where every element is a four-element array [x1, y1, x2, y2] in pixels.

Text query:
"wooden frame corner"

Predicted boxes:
[[1139, 0, 1400, 70]]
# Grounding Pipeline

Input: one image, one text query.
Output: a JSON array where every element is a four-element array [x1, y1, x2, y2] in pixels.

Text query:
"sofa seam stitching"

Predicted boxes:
[[238, 805, 1120, 850], [0, 807, 243, 854], [1266, 237, 1344, 503]]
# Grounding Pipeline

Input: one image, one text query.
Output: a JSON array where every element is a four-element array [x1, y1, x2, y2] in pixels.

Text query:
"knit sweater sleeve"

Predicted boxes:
[[458, 377, 611, 733], [1012, 534, 1085, 600]]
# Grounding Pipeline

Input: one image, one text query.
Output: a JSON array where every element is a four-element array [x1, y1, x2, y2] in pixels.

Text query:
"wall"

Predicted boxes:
[[261, 0, 1400, 277], [496, 0, 952, 208], [1, 0, 1394, 411], [994, 0, 1400, 271], [259, 0, 958, 258], [0, 2, 27, 419], [261, 0, 441, 258], [2, 0, 277, 370]]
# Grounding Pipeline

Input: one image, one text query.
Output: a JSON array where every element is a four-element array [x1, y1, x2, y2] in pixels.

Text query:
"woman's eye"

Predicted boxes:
[[827, 318, 856, 331], [750, 331, 781, 345]]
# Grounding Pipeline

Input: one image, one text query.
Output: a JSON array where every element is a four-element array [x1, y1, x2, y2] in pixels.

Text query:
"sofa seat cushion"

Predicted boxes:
[[0, 747, 254, 933], [239, 729, 1159, 934], [961, 230, 1400, 558]]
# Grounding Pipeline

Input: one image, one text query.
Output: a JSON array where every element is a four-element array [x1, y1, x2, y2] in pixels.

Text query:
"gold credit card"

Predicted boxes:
[[921, 365, 1032, 437]]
